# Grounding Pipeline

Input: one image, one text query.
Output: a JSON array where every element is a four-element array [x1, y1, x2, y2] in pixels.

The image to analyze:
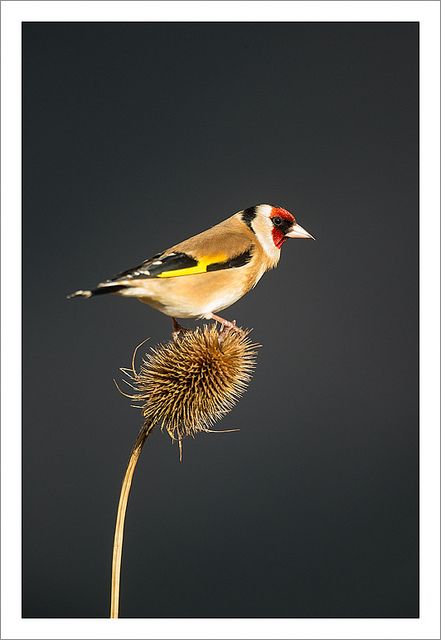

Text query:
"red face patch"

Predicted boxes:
[[272, 207, 295, 223], [270, 207, 295, 249], [272, 228, 286, 248]]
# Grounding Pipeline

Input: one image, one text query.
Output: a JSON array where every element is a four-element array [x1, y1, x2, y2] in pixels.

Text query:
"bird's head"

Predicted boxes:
[[239, 204, 314, 261]]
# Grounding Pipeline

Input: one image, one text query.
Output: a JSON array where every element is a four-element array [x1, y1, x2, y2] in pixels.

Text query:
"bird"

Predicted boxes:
[[68, 203, 314, 331]]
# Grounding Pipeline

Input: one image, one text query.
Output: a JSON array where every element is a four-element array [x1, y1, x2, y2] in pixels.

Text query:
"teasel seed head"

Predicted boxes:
[[119, 325, 259, 455]]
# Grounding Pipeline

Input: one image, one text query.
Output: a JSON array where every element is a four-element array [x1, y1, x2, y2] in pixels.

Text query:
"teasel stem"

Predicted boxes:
[[110, 420, 155, 618]]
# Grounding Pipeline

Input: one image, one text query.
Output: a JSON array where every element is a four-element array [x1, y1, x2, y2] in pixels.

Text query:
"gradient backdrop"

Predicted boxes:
[[23, 22, 418, 618]]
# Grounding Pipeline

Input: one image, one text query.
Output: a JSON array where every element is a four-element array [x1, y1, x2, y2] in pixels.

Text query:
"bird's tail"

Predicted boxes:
[[67, 284, 127, 299]]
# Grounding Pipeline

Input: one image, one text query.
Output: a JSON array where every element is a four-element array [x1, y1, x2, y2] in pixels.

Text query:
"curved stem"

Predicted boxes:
[[110, 421, 154, 618]]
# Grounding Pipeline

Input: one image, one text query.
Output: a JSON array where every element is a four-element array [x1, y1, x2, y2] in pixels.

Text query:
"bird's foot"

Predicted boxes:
[[171, 317, 189, 341], [205, 313, 240, 333]]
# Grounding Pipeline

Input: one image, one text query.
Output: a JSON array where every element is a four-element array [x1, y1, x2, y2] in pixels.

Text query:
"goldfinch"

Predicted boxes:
[[68, 204, 314, 328]]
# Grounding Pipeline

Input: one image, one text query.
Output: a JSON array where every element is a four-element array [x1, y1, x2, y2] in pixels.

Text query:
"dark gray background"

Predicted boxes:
[[23, 23, 418, 618]]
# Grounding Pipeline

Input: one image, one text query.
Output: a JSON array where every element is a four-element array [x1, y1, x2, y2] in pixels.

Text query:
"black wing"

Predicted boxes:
[[106, 248, 253, 282]]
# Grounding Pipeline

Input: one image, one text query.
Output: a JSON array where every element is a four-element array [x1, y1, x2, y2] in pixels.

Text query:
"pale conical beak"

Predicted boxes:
[[286, 223, 315, 240]]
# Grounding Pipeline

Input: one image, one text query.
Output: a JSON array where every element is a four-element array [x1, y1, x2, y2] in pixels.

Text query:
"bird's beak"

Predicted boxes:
[[286, 223, 315, 240]]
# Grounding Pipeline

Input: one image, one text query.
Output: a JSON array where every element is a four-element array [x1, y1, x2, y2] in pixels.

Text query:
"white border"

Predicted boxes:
[[1, 2, 439, 639]]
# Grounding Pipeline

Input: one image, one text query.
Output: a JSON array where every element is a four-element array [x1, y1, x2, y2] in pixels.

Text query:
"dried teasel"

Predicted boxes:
[[120, 324, 259, 453], [110, 324, 259, 619]]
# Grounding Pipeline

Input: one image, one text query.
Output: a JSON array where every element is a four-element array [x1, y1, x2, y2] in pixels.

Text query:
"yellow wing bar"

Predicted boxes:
[[156, 253, 228, 278]]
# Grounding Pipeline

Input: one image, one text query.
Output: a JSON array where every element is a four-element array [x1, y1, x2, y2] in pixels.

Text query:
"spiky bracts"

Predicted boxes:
[[121, 325, 259, 451]]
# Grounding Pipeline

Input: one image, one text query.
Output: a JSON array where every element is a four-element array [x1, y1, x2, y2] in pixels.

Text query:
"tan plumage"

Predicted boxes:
[[68, 203, 314, 327]]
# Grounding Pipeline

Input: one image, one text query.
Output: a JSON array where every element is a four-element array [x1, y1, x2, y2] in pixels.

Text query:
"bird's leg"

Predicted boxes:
[[171, 317, 188, 340], [205, 313, 238, 332]]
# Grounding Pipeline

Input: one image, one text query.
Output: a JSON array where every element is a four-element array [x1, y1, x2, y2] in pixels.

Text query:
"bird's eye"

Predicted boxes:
[[272, 217, 282, 226]]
